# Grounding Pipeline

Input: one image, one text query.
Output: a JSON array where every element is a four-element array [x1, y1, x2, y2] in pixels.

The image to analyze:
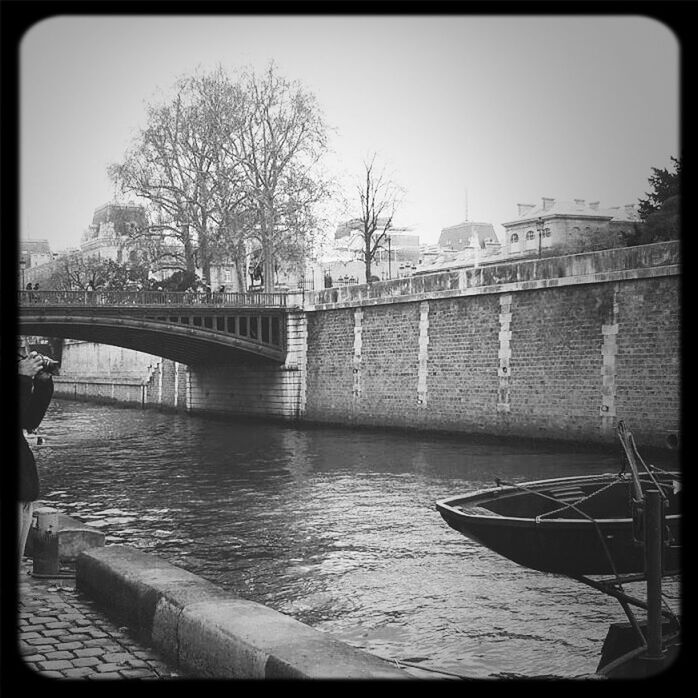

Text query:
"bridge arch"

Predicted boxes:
[[19, 315, 286, 365]]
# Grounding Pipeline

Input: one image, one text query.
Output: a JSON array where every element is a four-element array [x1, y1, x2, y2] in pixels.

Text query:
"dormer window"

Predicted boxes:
[[525, 230, 535, 240], [510, 233, 519, 243]]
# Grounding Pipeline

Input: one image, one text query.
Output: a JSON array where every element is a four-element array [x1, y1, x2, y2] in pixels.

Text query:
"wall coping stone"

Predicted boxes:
[[76, 545, 411, 679], [306, 241, 680, 311]]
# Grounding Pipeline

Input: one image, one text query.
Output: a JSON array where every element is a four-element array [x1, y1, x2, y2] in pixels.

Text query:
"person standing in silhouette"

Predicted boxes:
[[18, 343, 55, 564]]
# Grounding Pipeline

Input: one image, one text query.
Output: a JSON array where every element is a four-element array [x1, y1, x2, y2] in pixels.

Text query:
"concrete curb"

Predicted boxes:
[[76, 545, 411, 679]]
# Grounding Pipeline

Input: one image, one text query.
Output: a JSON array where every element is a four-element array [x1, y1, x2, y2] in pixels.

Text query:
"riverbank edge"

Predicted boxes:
[[75, 545, 412, 680], [48, 392, 681, 460]]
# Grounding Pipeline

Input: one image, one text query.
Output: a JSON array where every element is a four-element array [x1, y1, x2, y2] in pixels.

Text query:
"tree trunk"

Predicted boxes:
[[364, 238, 373, 283], [182, 226, 196, 273], [234, 261, 246, 292], [199, 236, 211, 284], [263, 244, 275, 291], [261, 201, 275, 291]]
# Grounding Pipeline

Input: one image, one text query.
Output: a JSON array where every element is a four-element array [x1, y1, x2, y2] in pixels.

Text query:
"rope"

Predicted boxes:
[[536, 477, 621, 520], [373, 653, 470, 679], [495, 478, 624, 582]]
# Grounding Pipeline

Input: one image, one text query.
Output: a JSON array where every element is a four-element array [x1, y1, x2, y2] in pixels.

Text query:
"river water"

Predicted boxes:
[[30, 399, 680, 679]]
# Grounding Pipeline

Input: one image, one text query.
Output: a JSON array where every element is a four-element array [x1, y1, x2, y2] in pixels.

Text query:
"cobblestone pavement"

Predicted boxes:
[[17, 558, 182, 680]]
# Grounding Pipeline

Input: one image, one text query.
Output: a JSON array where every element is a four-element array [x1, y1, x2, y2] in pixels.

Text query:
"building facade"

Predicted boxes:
[[501, 198, 641, 258], [19, 239, 54, 270], [81, 202, 148, 263]]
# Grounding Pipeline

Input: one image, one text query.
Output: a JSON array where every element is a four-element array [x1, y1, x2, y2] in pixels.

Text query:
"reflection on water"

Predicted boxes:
[[31, 400, 679, 678]]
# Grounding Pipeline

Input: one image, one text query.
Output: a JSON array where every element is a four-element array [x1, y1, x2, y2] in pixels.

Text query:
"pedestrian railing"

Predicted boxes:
[[18, 289, 289, 308]]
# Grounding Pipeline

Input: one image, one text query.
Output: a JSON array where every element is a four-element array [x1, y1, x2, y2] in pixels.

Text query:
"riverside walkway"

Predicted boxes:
[[17, 555, 456, 680], [17, 558, 181, 680]]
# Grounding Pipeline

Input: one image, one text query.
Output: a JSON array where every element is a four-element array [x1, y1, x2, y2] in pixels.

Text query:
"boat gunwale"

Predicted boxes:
[[435, 472, 680, 527]]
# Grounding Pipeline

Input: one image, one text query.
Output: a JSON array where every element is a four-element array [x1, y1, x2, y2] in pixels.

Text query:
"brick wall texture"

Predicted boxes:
[[304, 275, 680, 447]]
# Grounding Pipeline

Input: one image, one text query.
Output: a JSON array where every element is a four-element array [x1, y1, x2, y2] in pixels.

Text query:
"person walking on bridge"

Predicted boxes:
[[18, 342, 55, 565]]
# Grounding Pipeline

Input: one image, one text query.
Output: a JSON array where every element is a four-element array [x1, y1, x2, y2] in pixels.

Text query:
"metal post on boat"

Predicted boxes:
[[645, 489, 664, 660]]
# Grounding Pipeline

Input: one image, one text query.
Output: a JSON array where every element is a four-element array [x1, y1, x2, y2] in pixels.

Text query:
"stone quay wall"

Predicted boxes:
[[303, 241, 680, 448], [52, 241, 680, 448]]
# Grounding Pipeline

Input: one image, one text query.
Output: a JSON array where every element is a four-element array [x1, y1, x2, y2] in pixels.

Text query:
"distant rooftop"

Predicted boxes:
[[335, 217, 413, 240], [19, 239, 52, 255], [438, 221, 497, 250], [504, 198, 640, 226]]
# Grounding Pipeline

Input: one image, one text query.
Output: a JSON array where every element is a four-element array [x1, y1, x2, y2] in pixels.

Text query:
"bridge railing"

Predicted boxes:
[[18, 290, 288, 308]]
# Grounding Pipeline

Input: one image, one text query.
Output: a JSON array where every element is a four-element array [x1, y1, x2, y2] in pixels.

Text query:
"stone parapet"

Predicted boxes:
[[307, 241, 680, 310]]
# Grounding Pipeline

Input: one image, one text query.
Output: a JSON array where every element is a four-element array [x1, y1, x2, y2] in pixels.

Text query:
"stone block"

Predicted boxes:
[[76, 545, 410, 680]]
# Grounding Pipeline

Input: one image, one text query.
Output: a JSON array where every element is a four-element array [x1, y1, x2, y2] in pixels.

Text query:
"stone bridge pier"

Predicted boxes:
[[52, 309, 308, 420]]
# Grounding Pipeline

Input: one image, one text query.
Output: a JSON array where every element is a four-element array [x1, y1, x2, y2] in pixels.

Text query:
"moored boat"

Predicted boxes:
[[436, 470, 680, 576], [435, 421, 681, 678]]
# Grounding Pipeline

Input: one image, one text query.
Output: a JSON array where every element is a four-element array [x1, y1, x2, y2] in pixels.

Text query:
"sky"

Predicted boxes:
[[20, 14, 680, 251]]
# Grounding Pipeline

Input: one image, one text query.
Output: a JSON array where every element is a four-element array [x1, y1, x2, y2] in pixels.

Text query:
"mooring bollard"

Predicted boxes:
[[31, 507, 61, 577]]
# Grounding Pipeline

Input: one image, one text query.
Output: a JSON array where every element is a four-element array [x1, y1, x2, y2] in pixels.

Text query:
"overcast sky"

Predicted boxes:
[[20, 14, 679, 251]]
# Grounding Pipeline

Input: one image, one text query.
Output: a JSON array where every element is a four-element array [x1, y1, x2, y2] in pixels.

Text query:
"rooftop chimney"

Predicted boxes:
[[542, 197, 555, 211], [589, 201, 600, 210], [517, 203, 535, 217]]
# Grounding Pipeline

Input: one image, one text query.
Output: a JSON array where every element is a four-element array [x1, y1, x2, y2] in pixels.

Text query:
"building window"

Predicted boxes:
[[525, 229, 537, 249], [544, 228, 551, 237], [224, 269, 232, 283], [510, 233, 519, 243]]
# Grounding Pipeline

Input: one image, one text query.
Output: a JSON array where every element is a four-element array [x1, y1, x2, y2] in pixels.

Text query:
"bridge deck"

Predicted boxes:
[[18, 290, 293, 364], [18, 289, 290, 308]]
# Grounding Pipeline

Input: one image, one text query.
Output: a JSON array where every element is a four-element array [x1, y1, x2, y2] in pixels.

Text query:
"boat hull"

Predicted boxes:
[[436, 473, 680, 576]]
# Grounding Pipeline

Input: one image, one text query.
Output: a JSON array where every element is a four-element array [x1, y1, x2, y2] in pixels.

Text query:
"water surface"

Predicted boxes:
[[31, 400, 680, 678]]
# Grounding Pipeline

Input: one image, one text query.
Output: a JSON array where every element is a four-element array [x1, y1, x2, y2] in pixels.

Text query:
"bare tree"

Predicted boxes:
[[108, 68, 251, 284], [222, 63, 332, 289], [109, 64, 332, 291], [46, 253, 149, 291], [354, 154, 403, 283]]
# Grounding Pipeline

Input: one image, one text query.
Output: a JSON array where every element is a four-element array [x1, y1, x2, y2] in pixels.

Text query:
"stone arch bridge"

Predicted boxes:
[[18, 289, 300, 365]]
